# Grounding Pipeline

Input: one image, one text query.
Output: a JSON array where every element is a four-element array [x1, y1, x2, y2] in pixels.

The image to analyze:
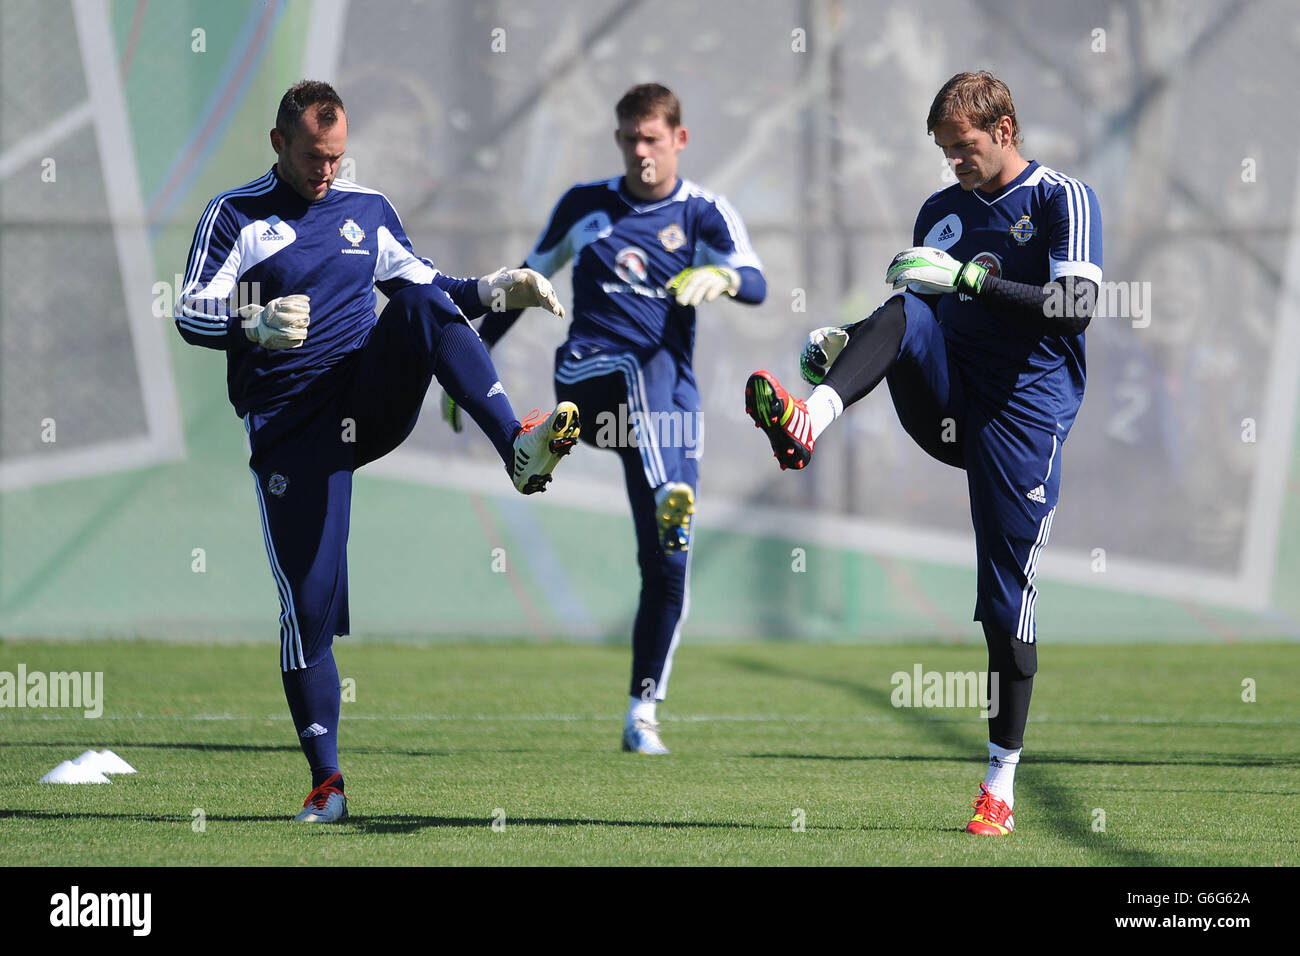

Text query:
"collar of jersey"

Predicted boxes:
[[268, 165, 340, 207], [969, 160, 1040, 206], [612, 176, 687, 211]]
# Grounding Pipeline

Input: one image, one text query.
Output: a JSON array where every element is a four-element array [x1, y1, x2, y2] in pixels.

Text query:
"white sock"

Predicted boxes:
[[627, 696, 656, 724], [985, 742, 1021, 808], [806, 384, 844, 441]]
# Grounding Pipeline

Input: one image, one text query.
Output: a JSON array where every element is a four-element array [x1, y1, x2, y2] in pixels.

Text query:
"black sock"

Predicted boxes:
[[821, 294, 907, 407], [983, 624, 1037, 749]]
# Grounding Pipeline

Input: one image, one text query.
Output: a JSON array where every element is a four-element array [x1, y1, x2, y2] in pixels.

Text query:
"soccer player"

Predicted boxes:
[[446, 83, 766, 753], [174, 80, 581, 822], [745, 71, 1101, 834]]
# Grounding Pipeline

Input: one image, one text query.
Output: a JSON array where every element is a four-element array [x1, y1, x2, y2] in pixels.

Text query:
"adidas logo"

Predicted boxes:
[[784, 402, 814, 446], [486, 381, 504, 399], [583, 219, 601, 232], [1026, 484, 1046, 504], [938, 223, 954, 241], [260, 227, 284, 241], [300, 723, 328, 738]]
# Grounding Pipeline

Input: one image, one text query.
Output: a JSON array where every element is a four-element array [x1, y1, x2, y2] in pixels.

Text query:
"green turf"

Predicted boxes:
[[0, 641, 1296, 866]]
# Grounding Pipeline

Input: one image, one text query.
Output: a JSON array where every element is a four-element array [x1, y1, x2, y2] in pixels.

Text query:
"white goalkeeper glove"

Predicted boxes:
[[440, 389, 463, 433], [238, 294, 310, 349], [799, 325, 851, 385], [477, 267, 565, 317], [885, 247, 988, 296], [666, 265, 740, 307]]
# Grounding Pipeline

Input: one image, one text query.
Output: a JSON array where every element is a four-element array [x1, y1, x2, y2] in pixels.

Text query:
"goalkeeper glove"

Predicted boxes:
[[799, 325, 852, 385], [666, 265, 740, 307], [478, 267, 565, 317], [885, 247, 987, 296], [440, 390, 463, 433], [238, 294, 310, 349]]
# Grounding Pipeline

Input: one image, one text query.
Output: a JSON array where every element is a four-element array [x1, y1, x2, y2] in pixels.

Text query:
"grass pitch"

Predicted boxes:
[[0, 640, 1296, 866]]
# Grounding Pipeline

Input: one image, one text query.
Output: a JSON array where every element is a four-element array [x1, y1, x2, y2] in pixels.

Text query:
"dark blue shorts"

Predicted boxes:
[[887, 293, 1062, 644], [554, 341, 698, 698], [244, 285, 465, 671]]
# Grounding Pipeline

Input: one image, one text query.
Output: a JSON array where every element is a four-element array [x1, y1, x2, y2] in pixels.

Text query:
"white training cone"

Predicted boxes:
[[94, 750, 136, 774], [40, 760, 111, 784]]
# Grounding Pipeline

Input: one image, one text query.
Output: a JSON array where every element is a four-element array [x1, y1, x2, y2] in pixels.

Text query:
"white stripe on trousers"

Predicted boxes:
[[556, 351, 691, 700], [1016, 507, 1055, 644], [654, 538, 693, 700], [245, 418, 305, 670], [555, 352, 667, 486]]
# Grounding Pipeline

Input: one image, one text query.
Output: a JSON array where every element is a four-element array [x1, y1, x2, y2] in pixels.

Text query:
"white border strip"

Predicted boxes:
[[0, 102, 93, 181], [0, 437, 167, 490], [74, 0, 185, 463], [369, 446, 1266, 609], [302, 0, 349, 80], [1238, 148, 1300, 607], [1, 1, 186, 492]]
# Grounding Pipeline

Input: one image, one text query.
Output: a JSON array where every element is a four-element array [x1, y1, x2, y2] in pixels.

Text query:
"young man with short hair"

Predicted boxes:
[[455, 83, 766, 753]]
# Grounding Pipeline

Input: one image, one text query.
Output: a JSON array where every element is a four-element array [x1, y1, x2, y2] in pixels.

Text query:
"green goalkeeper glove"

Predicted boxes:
[[238, 294, 310, 349], [665, 265, 740, 307], [800, 325, 851, 385], [885, 247, 987, 296], [440, 390, 463, 433]]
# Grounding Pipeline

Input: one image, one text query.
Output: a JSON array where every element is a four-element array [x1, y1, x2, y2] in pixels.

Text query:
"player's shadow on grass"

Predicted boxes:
[[746, 753, 1300, 768], [0, 740, 302, 753], [346, 814, 872, 835], [0, 809, 920, 833], [722, 653, 893, 710], [0, 809, 287, 824], [718, 654, 1256, 864], [0, 741, 538, 758]]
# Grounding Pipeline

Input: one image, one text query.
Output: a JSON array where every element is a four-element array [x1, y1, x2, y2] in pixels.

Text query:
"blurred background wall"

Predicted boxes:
[[2, 0, 1298, 645]]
